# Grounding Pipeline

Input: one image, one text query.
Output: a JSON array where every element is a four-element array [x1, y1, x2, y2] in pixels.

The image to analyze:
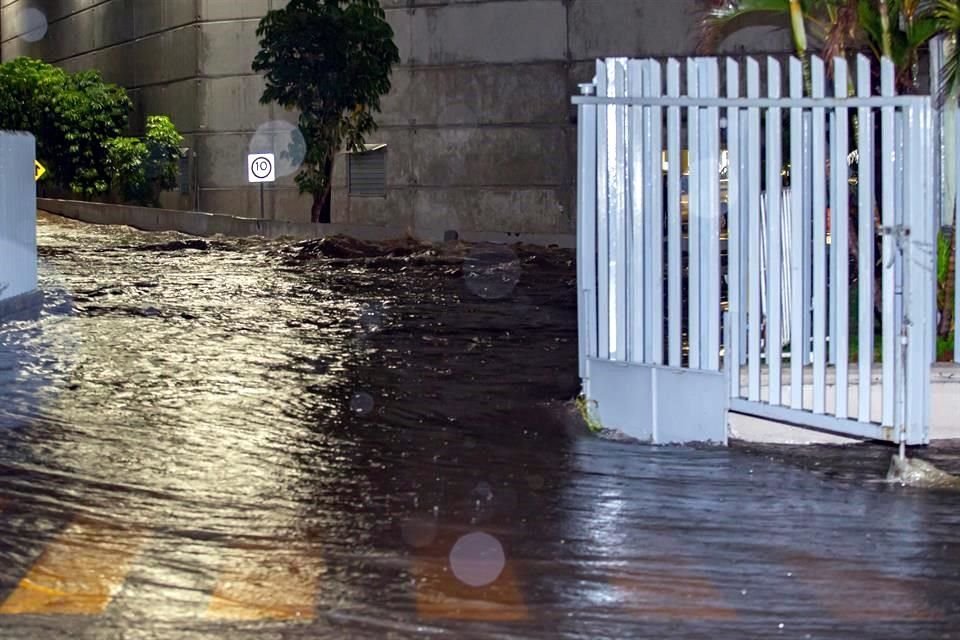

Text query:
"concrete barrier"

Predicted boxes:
[[0, 133, 40, 320], [37, 198, 576, 249]]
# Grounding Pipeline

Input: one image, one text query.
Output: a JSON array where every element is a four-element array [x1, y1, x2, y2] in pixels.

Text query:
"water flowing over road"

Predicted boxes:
[[0, 213, 958, 639]]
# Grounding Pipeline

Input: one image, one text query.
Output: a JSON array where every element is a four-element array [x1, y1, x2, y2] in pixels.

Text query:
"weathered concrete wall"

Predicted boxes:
[[39, 197, 575, 247], [0, 131, 38, 317], [1, 0, 790, 234], [344, 0, 790, 234], [0, 0, 300, 217]]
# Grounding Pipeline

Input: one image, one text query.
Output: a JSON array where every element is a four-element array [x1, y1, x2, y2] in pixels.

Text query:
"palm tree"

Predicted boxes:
[[703, 1, 935, 90], [705, 1, 959, 349], [702, 1, 813, 85], [932, 1, 960, 345]]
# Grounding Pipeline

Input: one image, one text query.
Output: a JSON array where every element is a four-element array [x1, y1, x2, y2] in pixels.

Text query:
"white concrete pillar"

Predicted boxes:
[[0, 131, 38, 317]]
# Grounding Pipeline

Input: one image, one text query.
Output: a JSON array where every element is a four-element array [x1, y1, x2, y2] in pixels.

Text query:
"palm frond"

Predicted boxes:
[[934, 0, 960, 100], [699, 0, 795, 53]]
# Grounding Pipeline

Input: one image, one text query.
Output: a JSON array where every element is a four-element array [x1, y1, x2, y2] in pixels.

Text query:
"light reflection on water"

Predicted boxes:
[[0, 214, 956, 638]]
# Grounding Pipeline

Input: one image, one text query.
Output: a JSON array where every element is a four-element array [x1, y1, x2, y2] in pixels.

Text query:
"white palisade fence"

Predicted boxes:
[[574, 55, 936, 445]]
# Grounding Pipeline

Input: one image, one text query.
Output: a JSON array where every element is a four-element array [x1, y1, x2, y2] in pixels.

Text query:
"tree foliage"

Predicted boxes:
[[0, 58, 130, 197], [703, 1, 954, 93], [0, 57, 183, 205], [252, 0, 400, 222], [105, 117, 183, 206], [105, 136, 149, 203]]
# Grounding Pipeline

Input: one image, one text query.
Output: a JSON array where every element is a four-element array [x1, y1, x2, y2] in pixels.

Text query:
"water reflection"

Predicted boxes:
[[0, 215, 957, 638]]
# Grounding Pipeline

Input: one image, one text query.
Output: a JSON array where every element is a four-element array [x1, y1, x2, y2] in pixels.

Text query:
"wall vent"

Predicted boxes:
[[347, 144, 387, 197]]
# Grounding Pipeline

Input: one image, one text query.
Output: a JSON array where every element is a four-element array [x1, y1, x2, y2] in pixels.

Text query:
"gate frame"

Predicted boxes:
[[574, 55, 936, 446]]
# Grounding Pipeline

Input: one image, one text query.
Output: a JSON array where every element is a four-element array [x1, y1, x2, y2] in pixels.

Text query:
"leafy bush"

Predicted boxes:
[[105, 136, 149, 204], [0, 57, 183, 205], [143, 116, 183, 193], [56, 70, 132, 197], [0, 58, 131, 197], [106, 117, 184, 206]]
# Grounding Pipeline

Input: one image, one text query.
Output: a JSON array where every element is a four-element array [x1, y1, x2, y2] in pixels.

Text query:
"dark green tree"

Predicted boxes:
[[0, 58, 130, 197], [252, 0, 399, 223]]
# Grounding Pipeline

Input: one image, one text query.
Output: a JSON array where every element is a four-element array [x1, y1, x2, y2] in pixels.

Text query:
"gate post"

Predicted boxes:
[[902, 102, 936, 445], [576, 82, 598, 397]]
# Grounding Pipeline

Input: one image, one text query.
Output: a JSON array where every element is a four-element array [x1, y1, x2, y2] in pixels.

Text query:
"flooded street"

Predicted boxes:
[[0, 214, 959, 639]]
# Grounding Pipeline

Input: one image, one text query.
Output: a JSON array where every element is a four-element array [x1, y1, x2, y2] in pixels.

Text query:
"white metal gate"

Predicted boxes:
[[574, 55, 936, 445]]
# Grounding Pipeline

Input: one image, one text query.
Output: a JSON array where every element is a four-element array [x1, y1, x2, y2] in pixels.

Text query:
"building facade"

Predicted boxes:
[[0, 0, 789, 234]]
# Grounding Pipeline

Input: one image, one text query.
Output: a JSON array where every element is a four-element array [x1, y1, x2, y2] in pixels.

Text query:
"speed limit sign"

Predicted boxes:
[[247, 153, 276, 183]]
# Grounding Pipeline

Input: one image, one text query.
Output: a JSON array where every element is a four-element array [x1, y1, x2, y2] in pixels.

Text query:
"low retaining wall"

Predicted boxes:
[[38, 199, 576, 248], [0, 132, 38, 321]]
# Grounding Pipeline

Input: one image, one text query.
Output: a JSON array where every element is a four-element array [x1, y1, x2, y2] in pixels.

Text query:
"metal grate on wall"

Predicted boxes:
[[347, 144, 387, 197]]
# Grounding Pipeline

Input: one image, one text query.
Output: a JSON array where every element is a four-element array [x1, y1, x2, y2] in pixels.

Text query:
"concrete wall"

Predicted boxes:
[[39, 197, 576, 246], [1, 0, 790, 234], [357, 0, 791, 235], [0, 132, 37, 313]]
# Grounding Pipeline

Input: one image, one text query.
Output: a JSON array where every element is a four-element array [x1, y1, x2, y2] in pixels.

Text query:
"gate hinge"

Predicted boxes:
[[881, 225, 910, 268]]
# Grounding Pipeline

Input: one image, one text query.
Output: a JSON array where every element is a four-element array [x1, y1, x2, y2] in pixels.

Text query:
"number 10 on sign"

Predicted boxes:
[[247, 153, 275, 219]]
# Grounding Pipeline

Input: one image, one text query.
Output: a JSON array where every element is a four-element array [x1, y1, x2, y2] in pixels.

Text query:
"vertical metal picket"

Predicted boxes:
[[832, 57, 850, 418], [811, 57, 828, 414], [647, 61, 665, 365], [955, 93, 960, 365], [576, 81, 599, 384], [746, 58, 762, 402], [856, 55, 875, 423], [687, 59, 702, 369], [956, 100, 960, 364], [627, 60, 645, 364], [880, 59, 896, 428], [666, 60, 683, 368], [766, 58, 784, 404], [726, 58, 742, 397], [596, 60, 610, 361], [610, 61, 628, 362], [904, 101, 934, 445], [802, 92, 814, 368], [739, 101, 750, 369], [702, 59, 722, 371], [789, 57, 805, 409], [956, 105, 960, 364]]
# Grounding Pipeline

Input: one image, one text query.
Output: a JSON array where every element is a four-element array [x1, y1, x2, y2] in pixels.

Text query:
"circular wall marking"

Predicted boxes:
[[249, 121, 306, 177]]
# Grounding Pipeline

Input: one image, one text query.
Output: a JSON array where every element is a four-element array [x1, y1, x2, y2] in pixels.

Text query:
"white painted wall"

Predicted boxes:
[[0, 132, 37, 302]]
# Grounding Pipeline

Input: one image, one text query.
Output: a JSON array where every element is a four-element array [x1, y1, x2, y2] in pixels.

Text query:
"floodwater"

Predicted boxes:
[[0, 214, 959, 639]]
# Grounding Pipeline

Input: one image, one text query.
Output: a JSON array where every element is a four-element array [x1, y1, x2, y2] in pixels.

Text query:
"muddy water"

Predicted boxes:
[[0, 213, 959, 639]]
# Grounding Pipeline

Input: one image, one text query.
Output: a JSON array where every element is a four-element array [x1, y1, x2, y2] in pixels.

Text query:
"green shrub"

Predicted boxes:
[[105, 117, 184, 206], [105, 136, 149, 204], [143, 116, 183, 194], [0, 57, 183, 205], [0, 58, 131, 197]]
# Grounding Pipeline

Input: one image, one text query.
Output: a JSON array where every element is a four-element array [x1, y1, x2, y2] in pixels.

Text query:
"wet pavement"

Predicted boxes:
[[0, 214, 959, 638]]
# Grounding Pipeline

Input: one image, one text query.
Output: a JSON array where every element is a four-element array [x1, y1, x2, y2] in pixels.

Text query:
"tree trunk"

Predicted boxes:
[[309, 154, 335, 224]]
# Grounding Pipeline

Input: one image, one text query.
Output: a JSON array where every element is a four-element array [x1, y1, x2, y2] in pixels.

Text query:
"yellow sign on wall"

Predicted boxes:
[[34, 161, 46, 181]]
